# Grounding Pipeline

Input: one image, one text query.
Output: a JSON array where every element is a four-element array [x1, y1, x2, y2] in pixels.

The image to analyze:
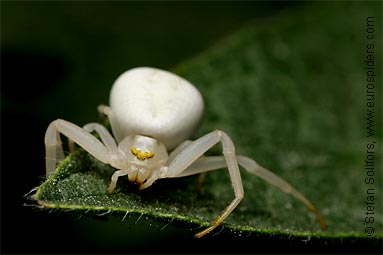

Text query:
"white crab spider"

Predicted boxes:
[[45, 67, 327, 238]]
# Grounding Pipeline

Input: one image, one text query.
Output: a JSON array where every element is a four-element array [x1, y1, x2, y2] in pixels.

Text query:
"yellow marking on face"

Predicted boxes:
[[131, 147, 155, 160]]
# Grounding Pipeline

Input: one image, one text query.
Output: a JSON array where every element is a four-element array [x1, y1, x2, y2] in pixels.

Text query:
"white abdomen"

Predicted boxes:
[[110, 67, 204, 150]]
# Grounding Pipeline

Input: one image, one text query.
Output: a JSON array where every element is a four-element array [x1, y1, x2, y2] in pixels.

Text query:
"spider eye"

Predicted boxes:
[[131, 147, 155, 160]]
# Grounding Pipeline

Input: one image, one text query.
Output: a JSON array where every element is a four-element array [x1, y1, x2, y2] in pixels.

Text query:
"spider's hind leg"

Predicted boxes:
[[237, 155, 328, 230]]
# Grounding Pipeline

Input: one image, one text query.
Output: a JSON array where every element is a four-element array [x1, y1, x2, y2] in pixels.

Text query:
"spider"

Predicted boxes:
[[44, 67, 327, 238]]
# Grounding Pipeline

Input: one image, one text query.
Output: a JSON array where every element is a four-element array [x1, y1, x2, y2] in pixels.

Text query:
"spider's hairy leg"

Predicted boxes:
[[44, 119, 112, 177]]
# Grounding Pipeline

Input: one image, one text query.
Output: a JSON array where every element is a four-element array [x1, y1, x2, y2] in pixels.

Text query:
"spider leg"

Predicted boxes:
[[237, 155, 328, 229], [108, 169, 129, 194], [45, 119, 112, 177], [68, 122, 118, 153], [168, 140, 192, 162], [174, 155, 226, 193], [174, 155, 327, 230], [173, 156, 226, 177], [97, 104, 124, 142], [83, 123, 118, 152], [165, 130, 244, 238], [97, 104, 113, 120]]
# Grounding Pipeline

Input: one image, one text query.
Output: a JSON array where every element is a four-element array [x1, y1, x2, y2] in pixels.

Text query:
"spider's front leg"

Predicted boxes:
[[165, 130, 244, 238], [44, 119, 114, 177]]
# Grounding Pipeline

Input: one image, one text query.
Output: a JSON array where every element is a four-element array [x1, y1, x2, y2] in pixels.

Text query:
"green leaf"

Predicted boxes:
[[33, 2, 382, 250]]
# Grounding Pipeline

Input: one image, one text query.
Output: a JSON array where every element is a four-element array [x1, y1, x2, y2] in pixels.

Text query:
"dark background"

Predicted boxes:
[[1, 2, 298, 254]]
